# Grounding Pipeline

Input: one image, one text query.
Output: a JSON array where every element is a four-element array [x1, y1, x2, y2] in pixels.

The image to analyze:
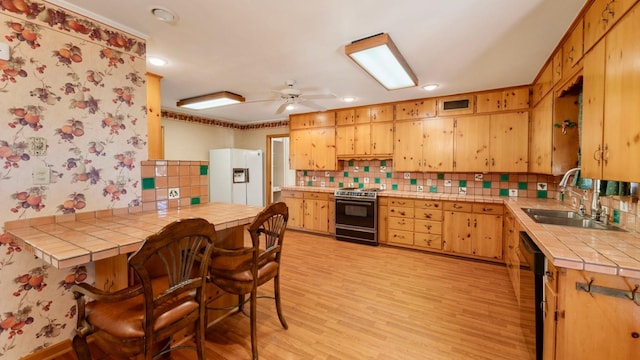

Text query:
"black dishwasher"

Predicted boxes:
[[519, 231, 545, 360]]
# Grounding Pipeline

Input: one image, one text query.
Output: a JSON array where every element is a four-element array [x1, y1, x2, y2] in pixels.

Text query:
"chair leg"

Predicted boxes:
[[274, 275, 288, 329], [196, 310, 206, 360], [250, 290, 258, 360], [72, 334, 92, 360]]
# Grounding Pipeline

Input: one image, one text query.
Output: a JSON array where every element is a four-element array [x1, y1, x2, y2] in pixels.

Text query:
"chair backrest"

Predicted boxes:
[[248, 202, 288, 266], [128, 217, 216, 334]]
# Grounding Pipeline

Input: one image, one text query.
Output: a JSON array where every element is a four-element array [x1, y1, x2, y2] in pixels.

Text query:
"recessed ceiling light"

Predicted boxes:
[[150, 6, 178, 24], [343, 96, 356, 102], [423, 84, 439, 91], [148, 57, 167, 66]]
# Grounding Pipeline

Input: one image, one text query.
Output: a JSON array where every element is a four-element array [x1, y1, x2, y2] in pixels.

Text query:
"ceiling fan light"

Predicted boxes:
[[345, 33, 418, 90], [286, 103, 295, 111], [177, 91, 245, 110]]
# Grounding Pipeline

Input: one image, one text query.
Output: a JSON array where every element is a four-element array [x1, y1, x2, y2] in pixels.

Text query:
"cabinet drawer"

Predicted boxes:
[[443, 202, 472, 212], [388, 206, 414, 218], [282, 190, 303, 199], [472, 203, 503, 215], [414, 220, 442, 235], [388, 198, 414, 207], [388, 217, 414, 231], [414, 234, 442, 250], [414, 209, 443, 221], [388, 229, 414, 245], [304, 192, 329, 200], [415, 200, 442, 210]]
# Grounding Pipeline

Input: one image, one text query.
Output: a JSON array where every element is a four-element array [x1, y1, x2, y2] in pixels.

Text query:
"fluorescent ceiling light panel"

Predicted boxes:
[[177, 91, 245, 110], [345, 33, 418, 90]]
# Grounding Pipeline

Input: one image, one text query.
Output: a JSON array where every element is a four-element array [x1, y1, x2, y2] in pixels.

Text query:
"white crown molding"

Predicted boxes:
[[45, 0, 149, 39]]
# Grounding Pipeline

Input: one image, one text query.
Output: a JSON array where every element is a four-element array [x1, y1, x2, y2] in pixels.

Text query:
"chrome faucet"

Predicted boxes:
[[559, 167, 581, 189], [591, 179, 602, 220]]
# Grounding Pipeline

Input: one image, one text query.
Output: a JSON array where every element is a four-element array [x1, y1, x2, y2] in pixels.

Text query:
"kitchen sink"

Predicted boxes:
[[521, 208, 625, 232]]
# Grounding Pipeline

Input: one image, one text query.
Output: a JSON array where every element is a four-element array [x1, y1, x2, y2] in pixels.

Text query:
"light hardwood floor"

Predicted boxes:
[[59, 230, 531, 360]]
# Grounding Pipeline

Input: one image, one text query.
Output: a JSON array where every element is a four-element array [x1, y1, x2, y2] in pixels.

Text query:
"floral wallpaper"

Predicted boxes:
[[0, 1, 147, 357]]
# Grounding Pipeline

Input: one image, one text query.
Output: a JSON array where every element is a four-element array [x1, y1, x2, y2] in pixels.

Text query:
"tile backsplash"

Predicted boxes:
[[140, 160, 209, 211], [296, 160, 557, 198], [295, 160, 640, 232]]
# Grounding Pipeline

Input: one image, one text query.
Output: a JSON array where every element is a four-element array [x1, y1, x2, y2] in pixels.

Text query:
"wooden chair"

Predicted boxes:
[[71, 218, 217, 360], [207, 202, 289, 359]]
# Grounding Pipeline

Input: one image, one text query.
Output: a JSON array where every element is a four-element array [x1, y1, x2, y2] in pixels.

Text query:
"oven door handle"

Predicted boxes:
[[336, 199, 374, 206]]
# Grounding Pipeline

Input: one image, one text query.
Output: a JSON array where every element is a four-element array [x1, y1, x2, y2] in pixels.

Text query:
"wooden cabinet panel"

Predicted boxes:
[[553, 50, 563, 86], [414, 219, 442, 235], [454, 115, 491, 172], [476, 88, 530, 113], [370, 104, 393, 122], [529, 93, 554, 174], [393, 120, 423, 171], [562, 19, 584, 79], [490, 112, 529, 173], [395, 98, 437, 120], [471, 213, 503, 259], [443, 202, 472, 212], [283, 196, 304, 229], [290, 126, 337, 170], [290, 111, 336, 129], [542, 280, 557, 360], [414, 233, 442, 250], [336, 126, 355, 156], [414, 200, 442, 210], [388, 229, 414, 245], [414, 209, 443, 221], [370, 122, 394, 155], [377, 198, 388, 244], [583, 5, 640, 182], [472, 203, 502, 215], [283, 191, 330, 234], [602, 5, 640, 181], [443, 211, 473, 254], [336, 109, 355, 125], [583, 0, 638, 53], [354, 124, 371, 155], [422, 117, 454, 172], [388, 205, 414, 218], [532, 62, 553, 106], [388, 217, 414, 232]]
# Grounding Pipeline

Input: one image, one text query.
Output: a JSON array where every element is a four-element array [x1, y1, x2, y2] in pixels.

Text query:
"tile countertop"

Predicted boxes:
[[282, 186, 640, 279], [5, 202, 263, 269]]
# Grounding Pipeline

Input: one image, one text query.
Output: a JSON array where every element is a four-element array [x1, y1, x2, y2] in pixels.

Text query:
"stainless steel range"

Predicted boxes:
[[334, 188, 380, 246]]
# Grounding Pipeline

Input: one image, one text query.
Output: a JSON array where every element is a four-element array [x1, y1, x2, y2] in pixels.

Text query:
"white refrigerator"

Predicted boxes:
[[209, 148, 264, 206]]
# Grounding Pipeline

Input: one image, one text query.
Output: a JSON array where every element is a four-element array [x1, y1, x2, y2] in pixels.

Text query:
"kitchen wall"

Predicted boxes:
[[0, 2, 146, 357]]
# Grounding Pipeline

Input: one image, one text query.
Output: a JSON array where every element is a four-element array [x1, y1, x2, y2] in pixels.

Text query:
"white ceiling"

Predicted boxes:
[[54, 0, 587, 124]]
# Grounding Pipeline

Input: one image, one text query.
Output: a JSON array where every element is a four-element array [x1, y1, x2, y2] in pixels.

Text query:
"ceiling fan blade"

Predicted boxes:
[[275, 102, 288, 114], [298, 99, 326, 111], [301, 93, 336, 100]]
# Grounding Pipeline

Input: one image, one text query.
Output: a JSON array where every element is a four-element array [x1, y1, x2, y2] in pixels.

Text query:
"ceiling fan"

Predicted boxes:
[[269, 80, 335, 114]]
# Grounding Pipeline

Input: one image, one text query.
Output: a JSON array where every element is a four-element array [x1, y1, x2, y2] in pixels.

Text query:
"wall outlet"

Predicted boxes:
[[620, 200, 629, 212], [28, 137, 47, 156]]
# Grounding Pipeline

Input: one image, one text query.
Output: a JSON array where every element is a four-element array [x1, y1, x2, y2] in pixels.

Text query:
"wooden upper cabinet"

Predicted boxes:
[[395, 98, 437, 120], [490, 112, 529, 172], [529, 93, 554, 174], [476, 87, 530, 113], [354, 107, 371, 124], [370, 104, 393, 122], [583, 0, 638, 53], [370, 122, 394, 155], [562, 19, 584, 79], [336, 109, 356, 125], [290, 111, 336, 129], [454, 115, 491, 172], [553, 49, 563, 86], [532, 62, 553, 106]]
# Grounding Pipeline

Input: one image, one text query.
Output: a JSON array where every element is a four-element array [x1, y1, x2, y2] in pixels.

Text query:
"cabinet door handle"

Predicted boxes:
[[482, 207, 493, 212], [467, 219, 471, 227], [593, 145, 602, 165], [474, 219, 477, 228], [491, 158, 495, 166], [545, 271, 555, 280], [454, 204, 463, 209], [603, 143, 609, 166]]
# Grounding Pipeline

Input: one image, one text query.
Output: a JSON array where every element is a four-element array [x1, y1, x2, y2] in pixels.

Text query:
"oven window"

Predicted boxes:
[[345, 204, 367, 217]]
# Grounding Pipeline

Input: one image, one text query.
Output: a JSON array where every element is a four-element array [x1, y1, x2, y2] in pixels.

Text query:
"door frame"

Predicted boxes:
[[266, 133, 290, 205]]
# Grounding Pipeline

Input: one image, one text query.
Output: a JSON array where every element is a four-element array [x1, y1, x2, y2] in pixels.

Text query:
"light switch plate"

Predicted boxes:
[[0, 42, 9, 61], [32, 167, 50, 185]]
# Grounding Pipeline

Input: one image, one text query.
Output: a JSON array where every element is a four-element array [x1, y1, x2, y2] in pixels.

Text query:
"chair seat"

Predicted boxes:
[[210, 261, 279, 294], [86, 276, 198, 339]]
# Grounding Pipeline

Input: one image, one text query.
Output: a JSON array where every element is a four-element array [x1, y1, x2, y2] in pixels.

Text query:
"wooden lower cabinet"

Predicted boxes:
[[282, 190, 331, 234], [504, 208, 521, 303], [385, 198, 501, 261], [552, 268, 640, 359], [377, 197, 389, 244], [442, 202, 503, 261]]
